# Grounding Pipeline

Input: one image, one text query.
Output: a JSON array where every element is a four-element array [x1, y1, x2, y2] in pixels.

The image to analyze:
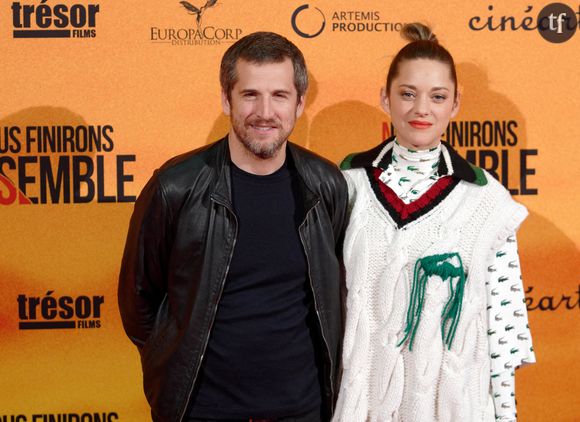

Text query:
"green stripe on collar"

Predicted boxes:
[[469, 163, 488, 186], [340, 153, 356, 170]]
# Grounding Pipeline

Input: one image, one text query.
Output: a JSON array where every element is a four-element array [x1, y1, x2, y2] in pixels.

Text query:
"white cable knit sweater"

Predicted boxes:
[[333, 165, 528, 422]]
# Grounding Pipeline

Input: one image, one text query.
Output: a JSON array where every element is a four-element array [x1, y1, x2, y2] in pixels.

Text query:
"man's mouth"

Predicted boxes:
[[249, 120, 279, 133], [251, 125, 276, 131]]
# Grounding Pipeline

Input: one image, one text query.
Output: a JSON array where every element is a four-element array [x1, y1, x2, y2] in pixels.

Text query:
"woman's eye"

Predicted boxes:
[[401, 91, 415, 99], [433, 94, 447, 102]]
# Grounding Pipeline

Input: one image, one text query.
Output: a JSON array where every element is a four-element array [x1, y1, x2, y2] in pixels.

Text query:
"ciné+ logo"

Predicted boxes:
[[468, 3, 579, 43]]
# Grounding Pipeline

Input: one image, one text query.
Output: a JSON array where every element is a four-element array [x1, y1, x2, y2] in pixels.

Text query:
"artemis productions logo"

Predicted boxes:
[[17, 291, 104, 330], [0, 124, 136, 205], [291, 3, 404, 39], [468, 3, 580, 43], [291, 4, 325, 38], [150, 0, 243, 46], [11, 0, 99, 39]]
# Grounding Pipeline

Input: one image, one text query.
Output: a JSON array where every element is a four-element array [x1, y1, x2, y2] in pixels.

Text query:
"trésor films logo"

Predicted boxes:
[[17, 291, 104, 330], [11, 0, 99, 39]]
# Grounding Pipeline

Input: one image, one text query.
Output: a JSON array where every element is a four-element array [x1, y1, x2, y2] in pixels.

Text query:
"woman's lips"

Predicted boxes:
[[409, 120, 432, 129]]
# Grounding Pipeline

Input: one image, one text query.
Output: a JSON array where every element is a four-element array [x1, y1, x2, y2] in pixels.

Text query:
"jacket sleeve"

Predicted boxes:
[[118, 172, 172, 349], [332, 172, 349, 257]]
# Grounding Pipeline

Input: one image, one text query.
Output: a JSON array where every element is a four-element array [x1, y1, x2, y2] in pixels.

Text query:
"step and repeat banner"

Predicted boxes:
[[1, 0, 578, 421]]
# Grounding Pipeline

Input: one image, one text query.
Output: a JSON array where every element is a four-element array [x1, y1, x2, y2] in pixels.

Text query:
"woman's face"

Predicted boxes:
[[381, 58, 460, 150]]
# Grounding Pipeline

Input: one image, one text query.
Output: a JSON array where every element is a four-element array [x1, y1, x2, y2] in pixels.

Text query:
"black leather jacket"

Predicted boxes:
[[118, 137, 348, 422]]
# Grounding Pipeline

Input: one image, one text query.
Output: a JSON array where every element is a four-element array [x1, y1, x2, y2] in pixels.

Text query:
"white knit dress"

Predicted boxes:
[[334, 146, 530, 422]]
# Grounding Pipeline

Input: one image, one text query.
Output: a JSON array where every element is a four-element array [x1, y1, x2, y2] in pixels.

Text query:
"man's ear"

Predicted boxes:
[[221, 90, 231, 116], [380, 87, 391, 115], [296, 95, 306, 118]]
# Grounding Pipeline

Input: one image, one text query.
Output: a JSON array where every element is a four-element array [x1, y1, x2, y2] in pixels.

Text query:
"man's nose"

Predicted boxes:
[[256, 97, 274, 119]]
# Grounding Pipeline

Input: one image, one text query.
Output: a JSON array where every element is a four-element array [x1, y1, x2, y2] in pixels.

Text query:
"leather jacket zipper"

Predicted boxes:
[[178, 197, 238, 422], [298, 200, 335, 409]]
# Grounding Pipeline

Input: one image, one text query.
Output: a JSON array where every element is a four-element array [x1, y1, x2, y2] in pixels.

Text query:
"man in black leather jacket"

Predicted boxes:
[[118, 32, 348, 422]]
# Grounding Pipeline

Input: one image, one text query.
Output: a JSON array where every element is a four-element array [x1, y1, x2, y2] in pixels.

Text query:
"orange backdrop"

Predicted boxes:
[[1, 1, 579, 421]]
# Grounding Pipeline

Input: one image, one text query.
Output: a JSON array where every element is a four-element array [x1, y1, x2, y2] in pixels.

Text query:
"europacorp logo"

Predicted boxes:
[[291, 3, 404, 39], [150, 0, 243, 46], [11, 0, 99, 39], [469, 3, 580, 43]]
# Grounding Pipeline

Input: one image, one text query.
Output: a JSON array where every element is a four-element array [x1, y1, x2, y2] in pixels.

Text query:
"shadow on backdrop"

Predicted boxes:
[[1, 107, 92, 205], [454, 62, 531, 194], [0, 106, 131, 335], [308, 100, 386, 165]]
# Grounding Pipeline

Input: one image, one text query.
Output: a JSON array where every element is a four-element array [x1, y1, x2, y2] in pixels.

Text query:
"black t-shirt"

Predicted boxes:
[[187, 158, 322, 419]]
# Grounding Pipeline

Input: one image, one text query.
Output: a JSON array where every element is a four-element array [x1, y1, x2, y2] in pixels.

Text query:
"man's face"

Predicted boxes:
[[222, 58, 304, 160]]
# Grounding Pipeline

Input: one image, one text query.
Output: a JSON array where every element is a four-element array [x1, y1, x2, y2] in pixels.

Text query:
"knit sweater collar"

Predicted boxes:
[[340, 136, 487, 186], [392, 139, 440, 177]]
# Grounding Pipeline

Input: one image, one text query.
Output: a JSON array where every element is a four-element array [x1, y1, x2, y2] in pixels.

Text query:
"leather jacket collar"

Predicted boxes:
[[211, 136, 320, 211]]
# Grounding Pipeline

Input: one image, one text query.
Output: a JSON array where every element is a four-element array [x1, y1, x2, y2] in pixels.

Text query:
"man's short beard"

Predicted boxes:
[[239, 135, 286, 159], [231, 116, 289, 160]]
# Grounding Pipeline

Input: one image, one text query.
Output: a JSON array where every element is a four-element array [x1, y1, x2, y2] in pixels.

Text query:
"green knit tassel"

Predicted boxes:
[[397, 252, 467, 351]]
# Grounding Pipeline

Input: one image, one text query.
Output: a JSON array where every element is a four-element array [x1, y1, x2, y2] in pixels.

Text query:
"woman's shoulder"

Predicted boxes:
[[340, 137, 396, 171]]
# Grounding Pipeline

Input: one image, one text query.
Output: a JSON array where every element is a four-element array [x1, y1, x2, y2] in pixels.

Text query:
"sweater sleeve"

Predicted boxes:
[[486, 232, 536, 421]]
